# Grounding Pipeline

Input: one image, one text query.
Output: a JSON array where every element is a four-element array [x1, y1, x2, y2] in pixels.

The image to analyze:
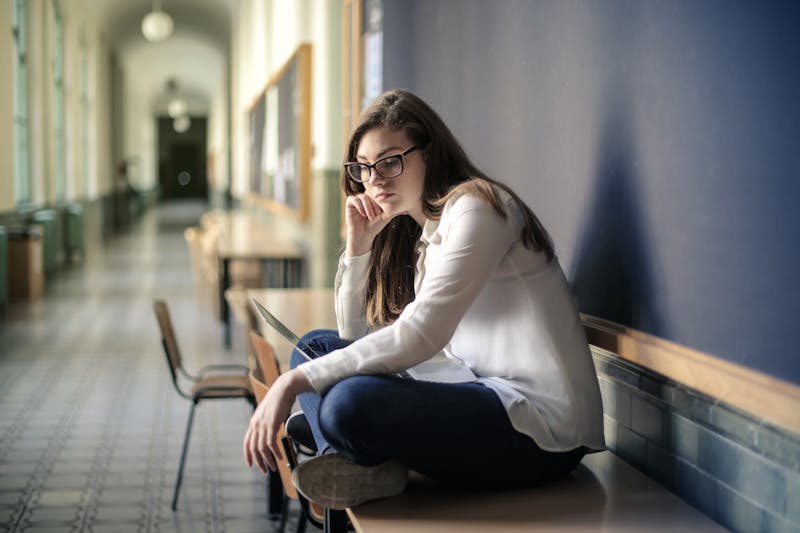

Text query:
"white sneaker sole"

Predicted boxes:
[[291, 453, 408, 510]]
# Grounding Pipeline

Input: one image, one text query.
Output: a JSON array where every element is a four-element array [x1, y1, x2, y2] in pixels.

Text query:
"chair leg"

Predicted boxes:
[[277, 493, 306, 533], [324, 508, 348, 533], [295, 508, 307, 533], [172, 400, 198, 510], [268, 469, 285, 517], [278, 494, 288, 533]]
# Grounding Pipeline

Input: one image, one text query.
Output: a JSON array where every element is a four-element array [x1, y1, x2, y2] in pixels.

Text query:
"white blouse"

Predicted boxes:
[[299, 189, 606, 452]]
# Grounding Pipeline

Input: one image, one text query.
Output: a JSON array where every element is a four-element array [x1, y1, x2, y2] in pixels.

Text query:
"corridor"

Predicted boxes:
[[0, 201, 303, 533]]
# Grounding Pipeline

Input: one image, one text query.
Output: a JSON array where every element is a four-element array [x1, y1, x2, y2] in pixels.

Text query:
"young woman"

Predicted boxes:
[[243, 89, 605, 510]]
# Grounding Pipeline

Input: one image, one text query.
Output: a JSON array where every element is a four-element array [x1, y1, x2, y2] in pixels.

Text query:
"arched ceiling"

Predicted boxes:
[[126, 34, 224, 114], [89, 0, 236, 114]]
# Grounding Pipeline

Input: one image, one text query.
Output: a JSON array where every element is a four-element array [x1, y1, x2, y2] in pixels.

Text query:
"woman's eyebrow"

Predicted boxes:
[[356, 146, 403, 162]]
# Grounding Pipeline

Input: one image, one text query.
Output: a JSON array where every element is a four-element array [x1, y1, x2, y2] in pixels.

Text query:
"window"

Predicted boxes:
[[52, 0, 66, 201], [12, 0, 31, 207], [80, 32, 89, 196]]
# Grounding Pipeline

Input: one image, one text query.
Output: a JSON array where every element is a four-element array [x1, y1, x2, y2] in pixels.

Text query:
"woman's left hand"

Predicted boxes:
[[243, 368, 313, 473]]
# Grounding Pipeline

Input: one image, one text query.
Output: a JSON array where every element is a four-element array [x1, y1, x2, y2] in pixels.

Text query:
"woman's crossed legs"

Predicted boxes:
[[292, 329, 584, 489]]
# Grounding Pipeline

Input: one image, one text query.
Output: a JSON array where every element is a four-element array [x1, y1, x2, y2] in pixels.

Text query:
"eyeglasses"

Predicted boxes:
[[344, 145, 420, 183]]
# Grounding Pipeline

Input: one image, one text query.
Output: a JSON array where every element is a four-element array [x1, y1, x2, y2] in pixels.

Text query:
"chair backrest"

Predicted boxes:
[[248, 369, 299, 500], [249, 368, 269, 403], [200, 209, 226, 231], [225, 286, 261, 368], [249, 331, 281, 387], [198, 225, 220, 280], [153, 300, 183, 384], [183, 227, 206, 290]]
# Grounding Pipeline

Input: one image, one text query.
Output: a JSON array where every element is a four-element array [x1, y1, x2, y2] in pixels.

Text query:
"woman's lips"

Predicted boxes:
[[374, 192, 394, 201]]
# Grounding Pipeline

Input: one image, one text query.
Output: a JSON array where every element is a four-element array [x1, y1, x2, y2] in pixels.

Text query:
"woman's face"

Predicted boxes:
[[356, 127, 426, 225]]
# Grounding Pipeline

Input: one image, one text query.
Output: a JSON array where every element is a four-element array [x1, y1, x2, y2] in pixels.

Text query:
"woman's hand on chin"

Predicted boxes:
[[345, 193, 397, 257]]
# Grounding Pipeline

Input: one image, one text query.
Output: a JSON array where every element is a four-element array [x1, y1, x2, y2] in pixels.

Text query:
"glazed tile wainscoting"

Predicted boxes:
[[593, 347, 800, 532]]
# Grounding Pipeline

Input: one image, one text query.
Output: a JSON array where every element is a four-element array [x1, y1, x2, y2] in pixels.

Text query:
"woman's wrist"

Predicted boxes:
[[284, 367, 314, 395], [345, 239, 371, 258]]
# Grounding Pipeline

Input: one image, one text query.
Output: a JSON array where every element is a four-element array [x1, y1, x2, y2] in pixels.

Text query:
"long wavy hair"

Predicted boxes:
[[343, 90, 554, 328]]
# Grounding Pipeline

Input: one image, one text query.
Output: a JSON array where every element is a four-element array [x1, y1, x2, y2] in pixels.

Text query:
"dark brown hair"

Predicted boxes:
[[343, 90, 553, 327]]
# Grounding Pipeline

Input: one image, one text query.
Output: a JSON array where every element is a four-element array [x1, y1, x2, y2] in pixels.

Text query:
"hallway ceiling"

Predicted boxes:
[[88, 0, 237, 114]]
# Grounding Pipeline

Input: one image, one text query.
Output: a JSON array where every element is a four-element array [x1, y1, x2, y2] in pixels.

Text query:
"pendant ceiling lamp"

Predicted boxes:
[[167, 98, 187, 118], [141, 0, 173, 43], [165, 79, 190, 133], [173, 115, 191, 133]]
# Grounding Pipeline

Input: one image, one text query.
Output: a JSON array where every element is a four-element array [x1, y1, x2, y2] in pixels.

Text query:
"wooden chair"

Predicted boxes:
[[250, 330, 282, 387], [225, 285, 261, 369], [198, 226, 262, 321], [183, 226, 210, 309], [153, 299, 256, 510], [249, 331, 326, 533]]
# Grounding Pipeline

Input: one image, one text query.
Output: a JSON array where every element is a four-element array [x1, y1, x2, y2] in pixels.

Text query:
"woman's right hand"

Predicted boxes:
[[243, 368, 312, 473], [344, 193, 395, 257]]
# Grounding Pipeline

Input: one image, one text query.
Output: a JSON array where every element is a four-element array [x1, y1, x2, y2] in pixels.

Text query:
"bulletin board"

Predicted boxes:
[[247, 43, 312, 220]]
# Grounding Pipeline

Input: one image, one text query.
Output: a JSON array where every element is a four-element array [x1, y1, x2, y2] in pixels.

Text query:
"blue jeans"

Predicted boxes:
[[292, 329, 586, 488]]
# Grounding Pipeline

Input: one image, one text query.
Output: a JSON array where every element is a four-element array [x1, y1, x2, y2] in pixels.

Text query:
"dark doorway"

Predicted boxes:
[[158, 116, 208, 201]]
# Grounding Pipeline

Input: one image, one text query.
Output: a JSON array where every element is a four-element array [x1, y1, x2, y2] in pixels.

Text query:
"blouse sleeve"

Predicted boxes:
[[334, 251, 371, 340], [300, 194, 516, 393]]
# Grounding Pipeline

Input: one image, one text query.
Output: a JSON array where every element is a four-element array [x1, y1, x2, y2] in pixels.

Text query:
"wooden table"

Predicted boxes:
[[245, 288, 336, 366], [216, 217, 305, 348]]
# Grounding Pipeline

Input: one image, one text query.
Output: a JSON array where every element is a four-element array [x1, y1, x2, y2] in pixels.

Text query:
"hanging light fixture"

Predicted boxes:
[[141, 0, 174, 43], [167, 98, 187, 118], [173, 115, 191, 133], [164, 78, 190, 132]]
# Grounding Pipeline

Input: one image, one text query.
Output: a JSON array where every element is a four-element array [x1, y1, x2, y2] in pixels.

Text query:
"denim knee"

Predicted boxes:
[[290, 328, 340, 369], [318, 376, 386, 465]]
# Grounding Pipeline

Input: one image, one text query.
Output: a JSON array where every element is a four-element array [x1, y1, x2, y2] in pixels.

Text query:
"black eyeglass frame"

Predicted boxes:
[[344, 145, 420, 183]]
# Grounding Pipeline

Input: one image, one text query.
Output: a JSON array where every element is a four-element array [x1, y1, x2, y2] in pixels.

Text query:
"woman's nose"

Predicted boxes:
[[367, 167, 385, 185]]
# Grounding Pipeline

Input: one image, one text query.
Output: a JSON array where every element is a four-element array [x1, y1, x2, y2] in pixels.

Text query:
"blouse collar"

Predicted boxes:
[[420, 217, 440, 245]]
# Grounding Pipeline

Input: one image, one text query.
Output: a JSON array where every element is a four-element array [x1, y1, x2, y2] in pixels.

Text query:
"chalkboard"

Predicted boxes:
[[248, 43, 312, 220]]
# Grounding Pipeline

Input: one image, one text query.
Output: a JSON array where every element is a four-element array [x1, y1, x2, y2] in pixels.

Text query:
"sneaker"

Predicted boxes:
[[291, 453, 408, 510], [285, 410, 317, 454]]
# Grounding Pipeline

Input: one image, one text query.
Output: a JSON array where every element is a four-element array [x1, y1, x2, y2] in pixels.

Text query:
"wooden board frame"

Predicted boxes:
[[247, 43, 313, 220]]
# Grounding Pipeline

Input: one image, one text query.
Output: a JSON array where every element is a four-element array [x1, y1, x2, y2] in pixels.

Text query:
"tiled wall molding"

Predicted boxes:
[[583, 315, 800, 436], [592, 346, 800, 532]]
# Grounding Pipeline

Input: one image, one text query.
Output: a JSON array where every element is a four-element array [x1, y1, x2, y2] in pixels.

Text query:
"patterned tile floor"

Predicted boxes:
[[0, 201, 317, 533]]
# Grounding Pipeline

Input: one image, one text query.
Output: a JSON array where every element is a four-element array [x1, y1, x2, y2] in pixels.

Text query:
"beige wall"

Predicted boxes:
[[231, 0, 344, 286], [231, 0, 343, 197], [62, 1, 82, 200], [208, 79, 229, 193], [93, 36, 113, 197], [0, 3, 14, 211]]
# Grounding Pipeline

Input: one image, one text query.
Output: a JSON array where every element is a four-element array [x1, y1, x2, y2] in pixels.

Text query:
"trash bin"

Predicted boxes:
[[31, 209, 59, 276], [0, 226, 7, 312], [64, 203, 85, 262], [8, 226, 44, 301]]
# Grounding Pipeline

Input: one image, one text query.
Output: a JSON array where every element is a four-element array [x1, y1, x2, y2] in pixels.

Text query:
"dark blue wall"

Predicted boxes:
[[383, 0, 800, 384]]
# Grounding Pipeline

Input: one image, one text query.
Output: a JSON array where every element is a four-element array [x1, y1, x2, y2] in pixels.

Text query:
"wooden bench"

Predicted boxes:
[[346, 451, 727, 532], [241, 289, 728, 533]]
